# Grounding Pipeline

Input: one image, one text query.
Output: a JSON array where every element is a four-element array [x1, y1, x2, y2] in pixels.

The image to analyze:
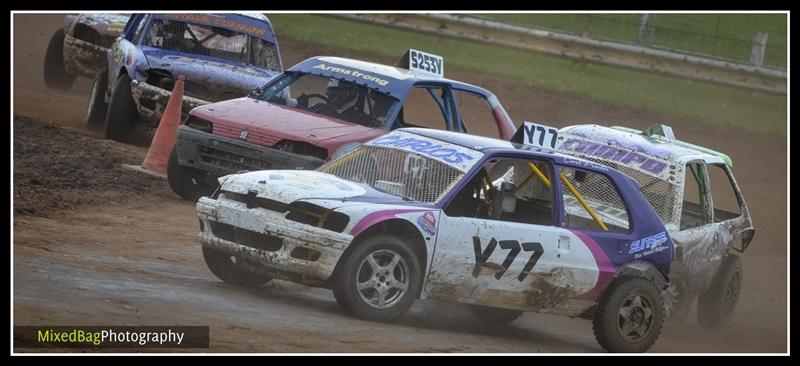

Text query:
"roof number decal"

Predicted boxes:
[[514, 121, 558, 150], [408, 49, 444, 78]]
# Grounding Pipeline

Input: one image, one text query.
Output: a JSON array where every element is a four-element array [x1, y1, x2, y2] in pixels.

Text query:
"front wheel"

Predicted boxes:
[[332, 234, 423, 322], [202, 246, 272, 287], [167, 147, 216, 201], [85, 70, 108, 129], [593, 276, 665, 353], [697, 255, 742, 328], [104, 74, 138, 143]]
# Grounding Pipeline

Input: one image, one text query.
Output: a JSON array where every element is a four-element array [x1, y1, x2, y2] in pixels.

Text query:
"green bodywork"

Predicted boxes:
[[610, 126, 734, 167]]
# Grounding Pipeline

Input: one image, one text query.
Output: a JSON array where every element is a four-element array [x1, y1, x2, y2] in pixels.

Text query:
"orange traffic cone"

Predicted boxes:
[[122, 75, 186, 179]]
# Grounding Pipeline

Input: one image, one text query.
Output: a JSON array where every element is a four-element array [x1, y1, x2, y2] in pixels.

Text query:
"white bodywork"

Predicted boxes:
[[197, 146, 611, 317]]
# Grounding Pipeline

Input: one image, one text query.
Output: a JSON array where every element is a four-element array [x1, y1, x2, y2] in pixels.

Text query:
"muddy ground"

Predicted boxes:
[[12, 14, 787, 353]]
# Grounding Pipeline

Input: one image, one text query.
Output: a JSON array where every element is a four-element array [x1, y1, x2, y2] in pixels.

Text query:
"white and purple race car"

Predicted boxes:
[[195, 127, 675, 352]]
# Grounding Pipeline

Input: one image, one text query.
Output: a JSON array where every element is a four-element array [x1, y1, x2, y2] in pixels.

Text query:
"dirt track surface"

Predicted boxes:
[[13, 14, 787, 353]]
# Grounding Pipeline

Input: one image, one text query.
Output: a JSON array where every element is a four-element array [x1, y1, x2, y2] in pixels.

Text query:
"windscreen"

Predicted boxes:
[[318, 131, 484, 203], [146, 18, 280, 71], [255, 73, 399, 129]]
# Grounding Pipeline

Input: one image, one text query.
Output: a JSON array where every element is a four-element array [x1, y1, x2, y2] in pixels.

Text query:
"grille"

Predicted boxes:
[[559, 166, 630, 231], [197, 145, 274, 172], [319, 145, 463, 203], [213, 124, 281, 147], [210, 222, 282, 251]]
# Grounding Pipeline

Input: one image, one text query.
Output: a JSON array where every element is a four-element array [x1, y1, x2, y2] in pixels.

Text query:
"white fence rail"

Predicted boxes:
[[328, 13, 786, 95]]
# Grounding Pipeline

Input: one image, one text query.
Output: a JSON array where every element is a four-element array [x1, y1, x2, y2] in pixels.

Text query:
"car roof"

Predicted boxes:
[[400, 128, 617, 171], [288, 56, 496, 98], [560, 124, 730, 167]]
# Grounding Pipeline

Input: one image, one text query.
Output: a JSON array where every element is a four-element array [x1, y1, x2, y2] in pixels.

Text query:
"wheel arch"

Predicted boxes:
[[578, 260, 669, 320], [331, 218, 428, 291], [615, 260, 669, 290]]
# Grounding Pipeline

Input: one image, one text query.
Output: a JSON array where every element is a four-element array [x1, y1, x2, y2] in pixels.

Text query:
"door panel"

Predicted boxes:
[[426, 214, 599, 315]]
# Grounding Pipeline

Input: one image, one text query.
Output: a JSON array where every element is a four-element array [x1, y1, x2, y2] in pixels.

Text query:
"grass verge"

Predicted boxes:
[[269, 14, 787, 136]]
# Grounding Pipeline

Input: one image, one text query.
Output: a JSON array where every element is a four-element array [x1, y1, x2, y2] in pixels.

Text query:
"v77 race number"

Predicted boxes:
[[472, 237, 544, 282]]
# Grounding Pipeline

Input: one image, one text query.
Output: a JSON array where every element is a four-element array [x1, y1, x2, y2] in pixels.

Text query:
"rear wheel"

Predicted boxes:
[[593, 276, 665, 353], [332, 234, 423, 322], [167, 147, 216, 201], [104, 74, 138, 142], [467, 304, 523, 325], [202, 246, 271, 287], [43, 28, 76, 89], [697, 255, 742, 328], [85, 70, 108, 129]]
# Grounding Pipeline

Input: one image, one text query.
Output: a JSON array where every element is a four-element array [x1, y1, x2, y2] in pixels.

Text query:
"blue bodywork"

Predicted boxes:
[[107, 13, 283, 104], [251, 56, 516, 137]]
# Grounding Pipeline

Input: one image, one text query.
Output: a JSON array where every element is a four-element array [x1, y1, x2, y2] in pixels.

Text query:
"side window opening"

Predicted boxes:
[[444, 158, 555, 227], [680, 162, 711, 230], [453, 90, 501, 139], [559, 166, 631, 233], [399, 86, 454, 131], [708, 163, 742, 223]]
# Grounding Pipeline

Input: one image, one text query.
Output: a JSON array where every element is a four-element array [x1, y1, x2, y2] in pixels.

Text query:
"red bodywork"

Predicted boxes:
[[191, 98, 389, 159]]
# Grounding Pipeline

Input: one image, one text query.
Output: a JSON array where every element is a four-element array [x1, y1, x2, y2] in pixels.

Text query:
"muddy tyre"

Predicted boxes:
[[202, 246, 271, 287], [332, 234, 423, 322], [43, 28, 76, 89], [593, 276, 664, 353], [85, 70, 108, 129], [697, 255, 742, 328], [468, 304, 523, 325], [167, 147, 215, 201], [663, 261, 692, 325], [104, 74, 138, 142]]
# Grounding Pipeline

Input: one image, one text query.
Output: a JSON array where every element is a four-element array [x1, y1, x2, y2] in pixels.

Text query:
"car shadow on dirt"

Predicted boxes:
[[233, 282, 597, 352]]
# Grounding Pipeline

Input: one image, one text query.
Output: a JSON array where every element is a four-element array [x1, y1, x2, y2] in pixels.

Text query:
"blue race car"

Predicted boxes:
[[195, 125, 674, 352], [87, 13, 283, 142]]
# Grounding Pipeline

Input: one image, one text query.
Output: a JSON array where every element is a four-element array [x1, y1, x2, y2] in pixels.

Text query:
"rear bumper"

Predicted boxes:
[[175, 125, 327, 176], [63, 35, 107, 78], [130, 80, 209, 124]]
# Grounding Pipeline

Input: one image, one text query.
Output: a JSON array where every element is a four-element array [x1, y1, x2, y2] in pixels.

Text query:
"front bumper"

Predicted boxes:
[[196, 196, 352, 285], [175, 125, 327, 176], [130, 80, 209, 124]]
